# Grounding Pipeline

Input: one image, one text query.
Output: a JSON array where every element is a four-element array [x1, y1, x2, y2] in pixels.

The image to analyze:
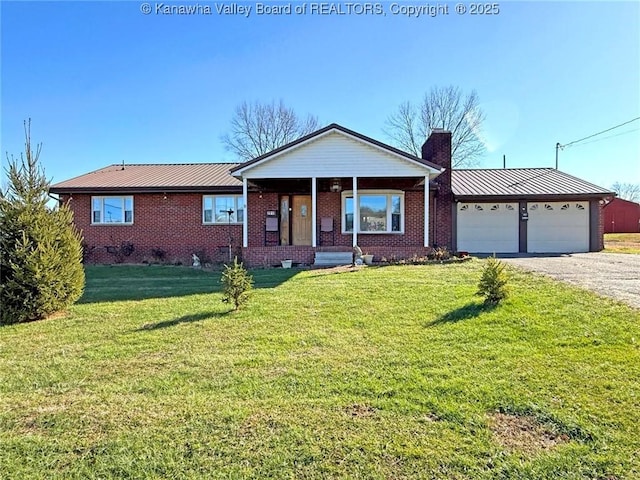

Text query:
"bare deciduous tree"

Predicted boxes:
[[611, 182, 640, 202], [385, 85, 486, 167], [221, 100, 319, 161]]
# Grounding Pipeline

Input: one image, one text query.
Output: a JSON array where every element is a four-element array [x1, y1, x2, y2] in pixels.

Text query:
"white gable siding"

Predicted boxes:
[[243, 132, 434, 179]]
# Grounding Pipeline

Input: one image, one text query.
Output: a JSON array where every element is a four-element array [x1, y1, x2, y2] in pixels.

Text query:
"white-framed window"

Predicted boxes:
[[203, 195, 244, 224], [342, 190, 404, 234], [91, 196, 133, 224]]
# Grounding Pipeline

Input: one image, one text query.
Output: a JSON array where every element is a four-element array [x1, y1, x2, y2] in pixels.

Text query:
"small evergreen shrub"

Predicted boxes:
[[476, 256, 509, 305], [220, 257, 253, 310], [0, 121, 85, 325]]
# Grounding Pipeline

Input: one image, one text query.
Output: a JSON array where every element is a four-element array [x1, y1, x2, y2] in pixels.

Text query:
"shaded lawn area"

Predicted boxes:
[[79, 264, 300, 303], [604, 232, 640, 254], [1, 262, 639, 479]]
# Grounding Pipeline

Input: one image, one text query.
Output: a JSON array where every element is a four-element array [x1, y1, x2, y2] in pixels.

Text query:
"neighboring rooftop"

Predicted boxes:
[[50, 163, 241, 193], [452, 168, 614, 199]]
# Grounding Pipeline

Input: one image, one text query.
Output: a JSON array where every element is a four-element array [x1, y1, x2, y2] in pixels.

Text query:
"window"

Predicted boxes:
[[203, 195, 244, 224], [92, 196, 133, 224], [342, 191, 404, 233]]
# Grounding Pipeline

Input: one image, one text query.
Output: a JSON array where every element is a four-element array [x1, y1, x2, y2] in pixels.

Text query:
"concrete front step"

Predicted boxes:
[[313, 251, 353, 266]]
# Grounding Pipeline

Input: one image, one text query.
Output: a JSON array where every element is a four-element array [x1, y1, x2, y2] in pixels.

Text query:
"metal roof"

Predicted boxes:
[[50, 163, 242, 192], [451, 168, 613, 198], [50, 164, 614, 199]]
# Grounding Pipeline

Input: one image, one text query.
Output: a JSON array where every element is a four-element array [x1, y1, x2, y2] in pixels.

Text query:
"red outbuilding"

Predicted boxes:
[[604, 198, 640, 233]]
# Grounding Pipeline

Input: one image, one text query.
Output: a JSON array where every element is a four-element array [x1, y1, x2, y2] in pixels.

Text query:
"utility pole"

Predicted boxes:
[[555, 142, 561, 169]]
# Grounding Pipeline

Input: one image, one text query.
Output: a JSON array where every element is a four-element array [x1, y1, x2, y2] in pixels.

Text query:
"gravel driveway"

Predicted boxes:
[[500, 253, 640, 309]]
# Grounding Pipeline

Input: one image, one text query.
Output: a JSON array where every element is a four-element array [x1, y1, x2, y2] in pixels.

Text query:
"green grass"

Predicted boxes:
[[1, 262, 639, 479], [604, 233, 640, 254]]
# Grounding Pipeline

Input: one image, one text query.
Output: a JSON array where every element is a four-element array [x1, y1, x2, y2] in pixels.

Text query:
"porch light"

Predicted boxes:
[[330, 178, 342, 193]]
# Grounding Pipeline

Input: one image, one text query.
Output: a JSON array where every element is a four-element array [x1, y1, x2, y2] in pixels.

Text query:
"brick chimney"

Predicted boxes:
[[421, 129, 453, 250]]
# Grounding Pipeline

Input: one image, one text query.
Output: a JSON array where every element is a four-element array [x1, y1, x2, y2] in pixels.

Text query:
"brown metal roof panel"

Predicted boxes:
[[51, 163, 242, 190]]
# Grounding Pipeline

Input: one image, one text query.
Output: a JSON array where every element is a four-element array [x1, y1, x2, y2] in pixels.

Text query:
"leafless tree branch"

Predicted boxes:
[[611, 182, 640, 202], [221, 100, 319, 161], [385, 85, 486, 167]]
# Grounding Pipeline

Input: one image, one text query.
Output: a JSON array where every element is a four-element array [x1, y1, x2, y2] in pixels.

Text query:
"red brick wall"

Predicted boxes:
[[247, 192, 279, 248], [63, 184, 439, 266], [242, 246, 315, 267], [62, 193, 242, 264]]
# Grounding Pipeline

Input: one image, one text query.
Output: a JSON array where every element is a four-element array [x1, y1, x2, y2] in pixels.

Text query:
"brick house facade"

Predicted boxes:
[[50, 124, 613, 266]]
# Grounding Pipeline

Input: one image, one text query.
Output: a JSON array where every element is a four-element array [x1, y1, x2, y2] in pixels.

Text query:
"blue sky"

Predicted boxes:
[[1, 1, 639, 189]]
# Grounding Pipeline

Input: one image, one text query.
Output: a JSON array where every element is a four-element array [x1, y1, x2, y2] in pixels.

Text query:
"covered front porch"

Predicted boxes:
[[238, 176, 435, 267], [229, 124, 445, 267]]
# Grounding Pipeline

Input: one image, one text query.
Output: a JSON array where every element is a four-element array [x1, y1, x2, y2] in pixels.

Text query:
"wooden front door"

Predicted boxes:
[[292, 195, 312, 246]]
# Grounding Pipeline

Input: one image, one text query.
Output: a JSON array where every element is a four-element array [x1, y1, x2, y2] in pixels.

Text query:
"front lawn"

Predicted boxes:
[[1, 262, 639, 479]]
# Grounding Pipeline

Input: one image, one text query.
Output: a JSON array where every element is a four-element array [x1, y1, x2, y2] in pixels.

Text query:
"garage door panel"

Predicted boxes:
[[527, 202, 589, 253], [457, 203, 519, 253]]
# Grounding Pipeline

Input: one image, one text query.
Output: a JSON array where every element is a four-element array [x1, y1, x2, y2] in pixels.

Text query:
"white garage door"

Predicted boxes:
[[457, 203, 519, 253], [527, 201, 589, 253]]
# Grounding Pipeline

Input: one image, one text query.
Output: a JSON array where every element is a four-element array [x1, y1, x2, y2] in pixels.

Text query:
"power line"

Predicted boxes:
[[561, 116, 640, 149], [566, 127, 640, 148]]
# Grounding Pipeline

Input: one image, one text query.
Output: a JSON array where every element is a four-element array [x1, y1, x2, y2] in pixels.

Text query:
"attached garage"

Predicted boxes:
[[527, 201, 590, 253], [451, 168, 614, 254], [457, 202, 519, 253]]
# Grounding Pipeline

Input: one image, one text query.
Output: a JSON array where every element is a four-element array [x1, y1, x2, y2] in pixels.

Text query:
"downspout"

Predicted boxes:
[[433, 194, 437, 248]]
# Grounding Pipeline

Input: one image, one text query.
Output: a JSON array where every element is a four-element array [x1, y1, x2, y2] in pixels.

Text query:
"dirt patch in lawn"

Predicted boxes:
[[489, 412, 570, 454], [344, 403, 376, 418]]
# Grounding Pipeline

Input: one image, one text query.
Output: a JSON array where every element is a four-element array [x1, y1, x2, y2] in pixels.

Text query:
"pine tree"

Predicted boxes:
[[0, 120, 85, 325], [476, 256, 509, 305], [220, 257, 253, 310]]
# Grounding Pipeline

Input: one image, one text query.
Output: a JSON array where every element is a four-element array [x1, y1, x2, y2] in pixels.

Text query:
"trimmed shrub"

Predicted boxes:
[[476, 256, 509, 305], [220, 257, 253, 310], [0, 121, 85, 325]]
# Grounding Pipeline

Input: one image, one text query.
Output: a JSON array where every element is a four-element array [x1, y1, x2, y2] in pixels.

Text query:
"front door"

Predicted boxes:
[[292, 195, 312, 246]]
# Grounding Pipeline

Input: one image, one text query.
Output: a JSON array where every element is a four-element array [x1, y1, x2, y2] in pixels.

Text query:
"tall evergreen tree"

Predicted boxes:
[[0, 120, 85, 325]]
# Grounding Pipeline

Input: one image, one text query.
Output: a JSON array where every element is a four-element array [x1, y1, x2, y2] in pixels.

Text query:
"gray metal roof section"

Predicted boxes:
[[451, 168, 613, 198]]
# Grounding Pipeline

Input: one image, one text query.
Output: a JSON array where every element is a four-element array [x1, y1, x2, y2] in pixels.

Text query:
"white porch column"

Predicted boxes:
[[353, 176, 359, 247], [424, 175, 430, 247], [311, 176, 317, 247], [242, 177, 248, 248]]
